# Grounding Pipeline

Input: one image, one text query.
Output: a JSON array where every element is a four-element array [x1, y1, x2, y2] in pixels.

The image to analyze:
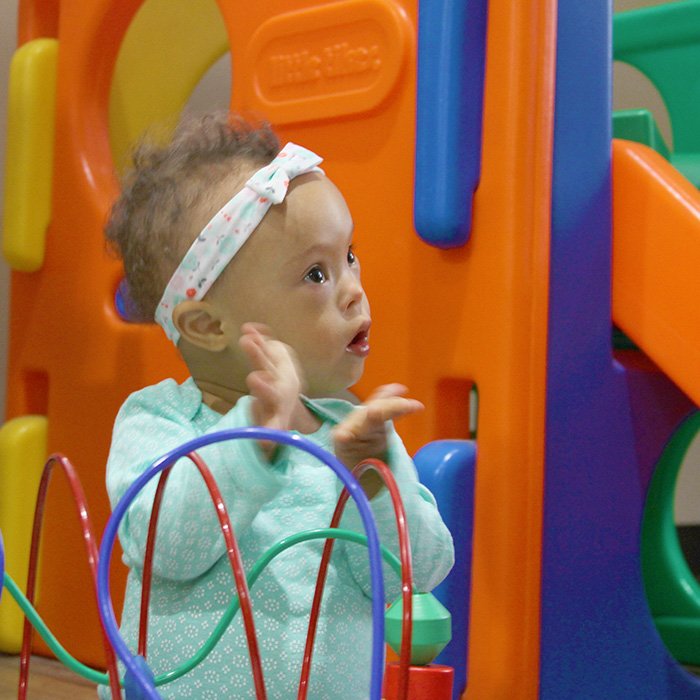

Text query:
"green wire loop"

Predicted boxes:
[[3, 573, 107, 684], [2, 527, 404, 688]]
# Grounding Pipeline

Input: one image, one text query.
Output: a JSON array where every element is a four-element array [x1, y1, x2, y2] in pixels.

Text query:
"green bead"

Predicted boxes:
[[385, 592, 452, 666]]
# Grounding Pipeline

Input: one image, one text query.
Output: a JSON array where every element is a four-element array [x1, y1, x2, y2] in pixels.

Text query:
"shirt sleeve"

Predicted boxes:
[[106, 381, 291, 582], [337, 422, 455, 602]]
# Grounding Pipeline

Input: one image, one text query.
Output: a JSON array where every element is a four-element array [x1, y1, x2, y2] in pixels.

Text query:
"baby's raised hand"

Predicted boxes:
[[239, 323, 302, 450], [332, 384, 424, 495]]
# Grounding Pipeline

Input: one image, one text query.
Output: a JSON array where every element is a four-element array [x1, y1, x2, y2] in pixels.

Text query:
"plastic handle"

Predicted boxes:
[[2, 39, 58, 272], [0, 415, 48, 652], [414, 439, 476, 698], [414, 0, 488, 248]]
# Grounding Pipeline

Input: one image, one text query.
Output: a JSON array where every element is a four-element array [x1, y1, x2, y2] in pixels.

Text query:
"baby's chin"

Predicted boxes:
[[304, 364, 366, 399], [319, 388, 363, 404], [305, 376, 363, 401]]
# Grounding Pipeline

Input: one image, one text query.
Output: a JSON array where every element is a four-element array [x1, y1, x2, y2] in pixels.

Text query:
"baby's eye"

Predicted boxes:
[[347, 247, 357, 265], [305, 266, 327, 284]]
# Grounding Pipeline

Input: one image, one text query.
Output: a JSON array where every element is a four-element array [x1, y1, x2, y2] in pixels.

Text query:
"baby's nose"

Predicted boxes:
[[341, 274, 365, 311]]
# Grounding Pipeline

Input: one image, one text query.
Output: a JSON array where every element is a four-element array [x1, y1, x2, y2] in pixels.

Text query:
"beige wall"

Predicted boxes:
[[0, 0, 698, 522], [613, 0, 676, 148], [0, 2, 17, 428]]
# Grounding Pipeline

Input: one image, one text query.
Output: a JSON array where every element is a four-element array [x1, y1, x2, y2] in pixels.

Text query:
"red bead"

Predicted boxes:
[[382, 663, 454, 700]]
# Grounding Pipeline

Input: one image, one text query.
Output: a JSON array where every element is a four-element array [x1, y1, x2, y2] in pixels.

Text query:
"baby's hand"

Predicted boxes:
[[239, 323, 302, 456], [332, 384, 424, 496]]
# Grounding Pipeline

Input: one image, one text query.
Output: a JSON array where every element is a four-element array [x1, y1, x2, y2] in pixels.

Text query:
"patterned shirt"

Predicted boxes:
[[99, 378, 454, 699]]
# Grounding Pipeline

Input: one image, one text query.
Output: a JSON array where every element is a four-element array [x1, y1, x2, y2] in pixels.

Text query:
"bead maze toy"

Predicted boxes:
[[1, 431, 455, 699], [4, 0, 700, 698]]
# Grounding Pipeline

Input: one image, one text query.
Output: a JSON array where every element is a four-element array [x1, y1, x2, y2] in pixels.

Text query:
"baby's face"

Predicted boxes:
[[209, 173, 371, 397]]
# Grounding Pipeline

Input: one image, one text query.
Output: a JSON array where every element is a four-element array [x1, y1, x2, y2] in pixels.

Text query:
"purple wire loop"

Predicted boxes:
[[97, 427, 386, 700]]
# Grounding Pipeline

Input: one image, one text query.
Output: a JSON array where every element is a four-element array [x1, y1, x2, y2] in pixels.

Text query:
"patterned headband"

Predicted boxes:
[[155, 143, 324, 344]]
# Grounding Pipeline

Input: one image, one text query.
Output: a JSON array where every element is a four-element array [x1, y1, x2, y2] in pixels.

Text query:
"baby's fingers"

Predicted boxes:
[[336, 397, 423, 442], [240, 325, 273, 369], [240, 324, 290, 373], [365, 397, 424, 425], [364, 383, 410, 403], [241, 322, 274, 339]]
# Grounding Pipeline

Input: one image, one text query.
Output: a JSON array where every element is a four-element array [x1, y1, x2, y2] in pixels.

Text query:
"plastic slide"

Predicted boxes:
[[613, 137, 700, 666], [612, 138, 700, 409]]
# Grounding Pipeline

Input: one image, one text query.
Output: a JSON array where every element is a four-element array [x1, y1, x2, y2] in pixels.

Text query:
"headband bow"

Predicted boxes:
[[155, 143, 324, 344], [246, 146, 321, 203]]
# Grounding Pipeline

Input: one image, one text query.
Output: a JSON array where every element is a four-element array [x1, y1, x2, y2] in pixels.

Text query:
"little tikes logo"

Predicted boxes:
[[244, 0, 412, 124], [268, 42, 382, 88]]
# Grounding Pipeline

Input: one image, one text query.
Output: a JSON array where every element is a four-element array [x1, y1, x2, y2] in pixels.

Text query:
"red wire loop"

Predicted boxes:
[[297, 458, 413, 700], [137, 466, 171, 658], [17, 452, 414, 700], [137, 451, 267, 700], [18, 453, 121, 700]]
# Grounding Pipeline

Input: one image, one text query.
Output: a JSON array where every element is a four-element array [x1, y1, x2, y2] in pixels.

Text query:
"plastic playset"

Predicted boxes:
[[2, 0, 700, 698]]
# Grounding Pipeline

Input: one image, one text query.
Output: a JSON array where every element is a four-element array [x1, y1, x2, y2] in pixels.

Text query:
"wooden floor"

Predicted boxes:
[[0, 655, 98, 700], [1, 653, 699, 699]]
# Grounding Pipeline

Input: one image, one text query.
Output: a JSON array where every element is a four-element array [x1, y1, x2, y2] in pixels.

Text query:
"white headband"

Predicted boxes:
[[155, 143, 324, 343]]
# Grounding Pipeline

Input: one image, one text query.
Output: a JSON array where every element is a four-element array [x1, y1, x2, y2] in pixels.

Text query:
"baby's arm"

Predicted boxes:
[[239, 323, 315, 456], [107, 381, 291, 582], [332, 384, 423, 498], [334, 394, 455, 598], [239, 323, 300, 441]]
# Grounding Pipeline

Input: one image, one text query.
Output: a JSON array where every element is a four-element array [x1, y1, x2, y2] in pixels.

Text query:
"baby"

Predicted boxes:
[[102, 113, 454, 699]]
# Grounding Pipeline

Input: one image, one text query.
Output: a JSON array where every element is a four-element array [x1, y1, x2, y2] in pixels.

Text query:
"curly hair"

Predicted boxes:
[[105, 112, 280, 321]]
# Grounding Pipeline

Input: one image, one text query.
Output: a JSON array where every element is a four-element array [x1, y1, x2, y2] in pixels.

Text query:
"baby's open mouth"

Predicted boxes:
[[347, 325, 371, 357]]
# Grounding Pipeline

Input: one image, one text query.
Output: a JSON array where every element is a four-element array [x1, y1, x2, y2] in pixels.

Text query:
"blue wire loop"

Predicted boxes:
[[97, 427, 386, 700]]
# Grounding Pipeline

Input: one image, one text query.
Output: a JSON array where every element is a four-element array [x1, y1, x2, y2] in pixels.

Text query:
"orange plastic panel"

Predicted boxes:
[[7, 0, 188, 664], [449, 2, 555, 697], [243, 0, 412, 123], [612, 138, 700, 406], [18, 0, 60, 44]]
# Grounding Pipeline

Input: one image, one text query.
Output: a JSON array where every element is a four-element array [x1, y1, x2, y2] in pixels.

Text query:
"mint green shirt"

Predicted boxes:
[[100, 378, 454, 699]]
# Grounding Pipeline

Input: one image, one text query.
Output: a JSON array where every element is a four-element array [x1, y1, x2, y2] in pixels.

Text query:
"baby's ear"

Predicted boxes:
[[172, 301, 229, 351]]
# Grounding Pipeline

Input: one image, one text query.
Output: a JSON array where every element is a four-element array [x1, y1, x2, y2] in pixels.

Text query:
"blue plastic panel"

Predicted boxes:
[[414, 0, 488, 248], [414, 439, 476, 699], [541, 1, 700, 697]]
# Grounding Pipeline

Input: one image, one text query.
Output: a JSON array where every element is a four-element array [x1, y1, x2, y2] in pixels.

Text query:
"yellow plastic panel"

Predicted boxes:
[[109, 0, 230, 167], [0, 416, 48, 652], [2, 39, 58, 272]]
